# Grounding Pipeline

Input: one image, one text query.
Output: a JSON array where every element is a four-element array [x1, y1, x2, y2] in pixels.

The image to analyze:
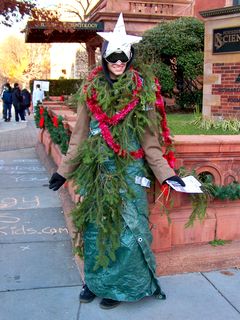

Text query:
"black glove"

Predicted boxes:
[[49, 172, 66, 191], [163, 175, 185, 187]]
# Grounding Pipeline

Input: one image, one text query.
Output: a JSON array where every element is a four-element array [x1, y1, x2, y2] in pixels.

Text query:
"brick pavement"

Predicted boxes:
[[0, 115, 38, 151]]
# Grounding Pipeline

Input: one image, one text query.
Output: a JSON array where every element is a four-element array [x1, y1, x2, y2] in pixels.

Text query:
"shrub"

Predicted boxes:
[[30, 79, 83, 96], [135, 17, 204, 111]]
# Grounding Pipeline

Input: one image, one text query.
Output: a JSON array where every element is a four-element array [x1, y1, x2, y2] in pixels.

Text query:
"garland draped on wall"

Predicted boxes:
[[35, 104, 70, 155]]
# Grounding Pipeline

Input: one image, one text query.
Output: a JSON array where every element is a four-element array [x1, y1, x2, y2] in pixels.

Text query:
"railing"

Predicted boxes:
[[129, 1, 173, 15], [129, 1, 193, 16]]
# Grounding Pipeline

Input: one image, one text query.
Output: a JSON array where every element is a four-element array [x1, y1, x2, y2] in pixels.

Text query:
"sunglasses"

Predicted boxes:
[[105, 52, 130, 64]]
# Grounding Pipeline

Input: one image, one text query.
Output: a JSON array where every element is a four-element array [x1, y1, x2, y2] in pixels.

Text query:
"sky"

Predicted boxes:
[[0, 0, 61, 42]]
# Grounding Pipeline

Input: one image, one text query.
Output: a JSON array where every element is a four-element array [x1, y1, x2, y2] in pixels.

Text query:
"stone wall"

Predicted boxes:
[[38, 100, 240, 274]]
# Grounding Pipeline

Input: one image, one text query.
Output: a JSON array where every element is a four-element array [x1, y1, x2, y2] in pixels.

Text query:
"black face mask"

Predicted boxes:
[[105, 51, 130, 64]]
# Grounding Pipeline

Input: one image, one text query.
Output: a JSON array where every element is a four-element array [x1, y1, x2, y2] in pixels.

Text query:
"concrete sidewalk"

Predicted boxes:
[[0, 112, 240, 320]]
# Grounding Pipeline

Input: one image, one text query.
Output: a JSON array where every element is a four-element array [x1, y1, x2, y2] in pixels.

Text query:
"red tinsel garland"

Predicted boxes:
[[84, 66, 175, 165], [155, 78, 175, 169], [85, 67, 144, 159]]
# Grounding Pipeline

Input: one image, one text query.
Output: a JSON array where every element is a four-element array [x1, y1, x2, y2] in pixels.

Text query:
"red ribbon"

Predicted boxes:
[[39, 117, 44, 128], [52, 116, 59, 128]]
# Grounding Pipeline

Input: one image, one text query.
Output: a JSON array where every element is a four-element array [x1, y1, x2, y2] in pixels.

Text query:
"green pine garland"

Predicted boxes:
[[212, 182, 240, 200], [178, 167, 240, 227], [69, 68, 161, 269], [34, 105, 70, 155]]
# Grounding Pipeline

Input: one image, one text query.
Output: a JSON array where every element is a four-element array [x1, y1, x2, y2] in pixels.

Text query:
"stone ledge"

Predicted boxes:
[[156, 240, 240, 275]]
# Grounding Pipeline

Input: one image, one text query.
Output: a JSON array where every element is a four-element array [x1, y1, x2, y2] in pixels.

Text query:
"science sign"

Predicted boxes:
[[213, 26, 240, 54]]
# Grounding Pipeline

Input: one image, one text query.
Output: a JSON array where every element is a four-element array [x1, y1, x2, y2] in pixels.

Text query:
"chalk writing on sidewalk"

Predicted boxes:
[[0, 213, 69, 236], [0, 213, 20, 223], [14, 175, 48, 182], [0, 196, 40, 209], [0, 225, 69, 236], [13, 159, 39, 163], [0, 165, 46, 173]]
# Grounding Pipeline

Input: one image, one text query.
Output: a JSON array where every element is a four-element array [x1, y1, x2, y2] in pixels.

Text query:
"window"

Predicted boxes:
[[233, 0, 240, 5]]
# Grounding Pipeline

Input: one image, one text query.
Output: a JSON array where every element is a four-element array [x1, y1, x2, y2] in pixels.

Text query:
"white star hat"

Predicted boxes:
[[97, 13, 142, 59]]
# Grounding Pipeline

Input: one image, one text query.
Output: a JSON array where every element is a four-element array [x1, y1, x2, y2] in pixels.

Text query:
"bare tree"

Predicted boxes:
[[59, 0, 95, 21]]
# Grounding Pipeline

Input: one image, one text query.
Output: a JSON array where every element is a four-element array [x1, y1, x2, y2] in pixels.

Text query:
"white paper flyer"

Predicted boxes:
[[166, 175, 203, 193]]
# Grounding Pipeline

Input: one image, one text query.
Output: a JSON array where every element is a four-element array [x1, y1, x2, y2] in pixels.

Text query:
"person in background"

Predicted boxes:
[[1, 83, 12, 122], [12, 83, 26, 122], [32, 84, 45, 114], [22, 88, 31, 116]]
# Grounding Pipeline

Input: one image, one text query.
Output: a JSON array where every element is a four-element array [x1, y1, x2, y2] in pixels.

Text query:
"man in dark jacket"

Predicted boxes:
[[2, 83, 12, 122], [22, 88, 31, 116], [12, 83, 26, 122]]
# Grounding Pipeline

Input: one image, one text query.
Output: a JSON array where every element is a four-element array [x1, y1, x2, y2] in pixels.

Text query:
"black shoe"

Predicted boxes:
[[79, 285, 96, 303], [99, 298, 121, 309]]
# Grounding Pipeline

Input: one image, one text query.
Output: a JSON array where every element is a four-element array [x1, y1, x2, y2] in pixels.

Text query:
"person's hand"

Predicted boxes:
[[49, 172, 66, 191], [163, 175, 185, 187]]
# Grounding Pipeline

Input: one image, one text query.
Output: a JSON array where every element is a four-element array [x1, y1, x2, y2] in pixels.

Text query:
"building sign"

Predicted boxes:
[[33, 80, 50, 92], [72, 22, 104, 31], [34, 21, 104, 31], [213, 26, 240, 54]]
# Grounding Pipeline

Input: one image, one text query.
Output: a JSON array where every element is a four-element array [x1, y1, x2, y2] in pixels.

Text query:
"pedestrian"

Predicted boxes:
[[22, 88, 31, 116], [49, 13, 185, 310], [12, 83, 26, 122], [1, 83, 12, 122], [32, 84, 45, 114]]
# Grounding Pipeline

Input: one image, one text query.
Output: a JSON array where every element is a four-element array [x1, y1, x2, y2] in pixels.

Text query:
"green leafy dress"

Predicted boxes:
[[57, 67, 175, 301]]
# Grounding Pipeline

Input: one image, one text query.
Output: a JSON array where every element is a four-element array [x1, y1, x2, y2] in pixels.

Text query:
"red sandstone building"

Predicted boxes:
[[25, 0, 239, 66], [84, 0, 237, 65]]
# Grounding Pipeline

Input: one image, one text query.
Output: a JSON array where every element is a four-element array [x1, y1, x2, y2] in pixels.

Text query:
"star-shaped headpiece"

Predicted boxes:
[[97, 13, 142, 59]]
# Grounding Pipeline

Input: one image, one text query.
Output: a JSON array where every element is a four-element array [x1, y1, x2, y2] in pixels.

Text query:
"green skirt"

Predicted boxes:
[[83, 158, 166, 302]]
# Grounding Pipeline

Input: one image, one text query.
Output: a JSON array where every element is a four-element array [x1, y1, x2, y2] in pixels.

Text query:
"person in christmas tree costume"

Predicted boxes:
[[49, 13, 185, 310]]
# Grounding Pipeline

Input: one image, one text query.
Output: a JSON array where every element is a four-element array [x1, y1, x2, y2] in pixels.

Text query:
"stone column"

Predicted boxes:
[[200, 6, 240, 119], [86, 44, 97, 67]]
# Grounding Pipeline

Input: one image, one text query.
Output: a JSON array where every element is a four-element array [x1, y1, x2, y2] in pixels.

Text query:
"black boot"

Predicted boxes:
[[79, 285, 96, 303], [99, 298, 121, 309]]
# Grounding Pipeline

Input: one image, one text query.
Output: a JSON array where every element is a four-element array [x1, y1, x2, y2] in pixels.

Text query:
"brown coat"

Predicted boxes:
[[57, 103, 175, 184]]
